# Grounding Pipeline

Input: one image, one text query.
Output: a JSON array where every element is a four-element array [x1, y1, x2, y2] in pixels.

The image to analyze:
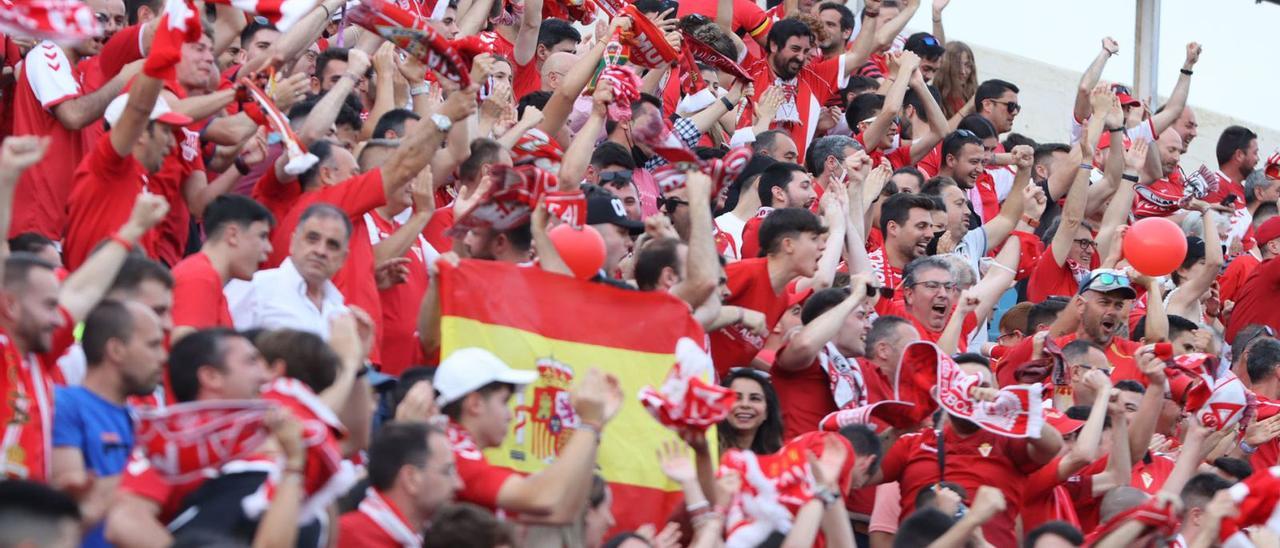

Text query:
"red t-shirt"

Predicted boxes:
[[63, 132, 158, 270], [365, 210, 431, 375], [1065, 452, 1175, 531], [270, 171, 389, 363], [250, 164, 303, 224], [853, 133, 913, 170], [448, 421, 517, 511], [1219, 253, 1260, 305], [1020, 455, 1079, 531], [0, 307, 75, 482], [422, 205, 455, 252], [513, 56, 541, 100], [876, 298, 976, 352], [1225, 256, 1280, 343], [336, 490, 420, 548], [746, 55, 843, 160], [738, 208, 771, 260], [170, 252, 234, 330], [151, 125, 207, 267], [12, 41, 85, 240], [1027, 249, 1087, 303], [995, 333, 1143, 388], [477, 30, 515, 60], [709, 258, 788, 376], [880, 426, 1040, 548], [771, 346, 838, 440], [1204, 171, 1246, 209]]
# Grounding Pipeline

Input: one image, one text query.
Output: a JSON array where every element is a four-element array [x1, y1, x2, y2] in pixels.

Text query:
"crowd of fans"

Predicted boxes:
[[1, 0, 1278, 545]]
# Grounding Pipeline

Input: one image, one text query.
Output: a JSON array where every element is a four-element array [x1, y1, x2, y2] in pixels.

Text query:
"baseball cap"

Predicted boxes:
[[1044, 407, 1084, 435], [1257, 217, 1280, 247], [104, 94, 193, 127], [1115, 92, 1141, 107], [586, 193, 644, 235], [433, 348, 537, 407], [1078, 268, 1137, 299]]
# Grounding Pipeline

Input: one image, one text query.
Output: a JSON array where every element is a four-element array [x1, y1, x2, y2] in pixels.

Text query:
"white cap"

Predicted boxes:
[[103, 94, 193, 127], [434, 348, 537, 407]]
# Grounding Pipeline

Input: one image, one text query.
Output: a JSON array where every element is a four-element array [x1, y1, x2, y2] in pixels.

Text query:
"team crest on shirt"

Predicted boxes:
[[511, 357, 577, 464], [977, 442, 992, 458], [1141, 472, 1153, 488]]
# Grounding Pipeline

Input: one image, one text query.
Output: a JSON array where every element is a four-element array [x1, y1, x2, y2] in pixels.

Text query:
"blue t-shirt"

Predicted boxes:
[[53, 385, 135, 548]]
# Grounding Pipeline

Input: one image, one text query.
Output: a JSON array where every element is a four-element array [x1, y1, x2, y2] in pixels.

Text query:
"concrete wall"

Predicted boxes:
[[969, 43, 1279, 170]]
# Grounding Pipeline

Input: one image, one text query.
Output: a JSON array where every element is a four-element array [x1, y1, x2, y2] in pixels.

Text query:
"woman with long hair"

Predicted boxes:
[[935, 41, 978, 119], [716, 368, 785, 454]]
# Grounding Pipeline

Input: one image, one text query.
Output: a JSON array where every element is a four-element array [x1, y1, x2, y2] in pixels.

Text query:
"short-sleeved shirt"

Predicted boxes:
[[150, 125, 207, 266], [53, 385, 135, 547], [771, 346, 839, 440], [879, 427, 1039, 548], [448, 421, 517, 511], [746, 56, 845, 159], [853, 133, 913, 170], [513, 57, 541, 100], [366, 210, 434, 375], [1027, 248, 1088, 303], [80, 24, 146, 149], [709, 258, 788, 376], [0, 308, 75, 482], [64, 132, 156, 270], [1064, 452, 1175, 531], [1020, 455, 1080, 531], [269, 171, 389, 363], [336, 489, 421, 548], [12, 41, 85, 239], [1219, 253, 1260, 305], [1225, 257, 1280, 343], [171, 252, 235, 330], [250, 163, 302, 223]]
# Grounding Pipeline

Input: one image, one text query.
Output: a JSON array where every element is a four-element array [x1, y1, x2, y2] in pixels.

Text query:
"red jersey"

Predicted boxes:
[[709, 258, 788, 376], [876, 298, 976, 352], [170, 252, 234, 330], [1225, 256, 1280, 343], [422, 205, 455, 252], [677, 0, 770, 44], [880, 426, 1041, 548], [1020, 455, 1079, 531], [12, 41, 85, 239], [853, 133, 913, 170], [151, 125, 206, 266], [448, 421, 517, 512], [364, 210, 432, 375], [269, 171, 388, 363], [738, 208, 771, 260], [0, 35, 21, 139], [80, 24, 145, 149], [250, 164, 302, 224], [1065, 452, 1175, 531], [1204, 171, 1246, 209], [1219, 253, 1260, 305], [64, 132, 158, 270], [0, 307, 75, 481], [477, 30, 514, 59], [771, 347, 839, 440], [1027, 249, 1090, 303], [513, 56, 540, 100], [337, 489, 422, 548], [746, 55, 844, 159]]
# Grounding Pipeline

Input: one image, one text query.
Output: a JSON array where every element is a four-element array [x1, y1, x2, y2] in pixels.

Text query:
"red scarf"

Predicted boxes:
[[639, 339, 736, 442], [133, 400, 272, 483]]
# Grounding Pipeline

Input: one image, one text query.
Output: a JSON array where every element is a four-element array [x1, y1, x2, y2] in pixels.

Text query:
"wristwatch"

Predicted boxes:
[[430, 113, 453, 133], [814, 486, 840, 507], [409, 82, 431, 97]]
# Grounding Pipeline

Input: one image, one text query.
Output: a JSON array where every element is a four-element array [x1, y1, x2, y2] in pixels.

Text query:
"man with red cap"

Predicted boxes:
[[1225, 217, 1280, 343]]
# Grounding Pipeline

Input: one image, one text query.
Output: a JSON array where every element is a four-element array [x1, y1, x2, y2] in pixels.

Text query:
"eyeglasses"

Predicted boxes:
[[954, 129, 977, 138], [1073, 238, 1097, 251], [1072, 363, 1114, 377], [997, 330, 1023, 344], [1111, 84, 1133, 96], [657, 196, 688, 214], [911, 280, 957, 291], [989, 100, 1020, 114]]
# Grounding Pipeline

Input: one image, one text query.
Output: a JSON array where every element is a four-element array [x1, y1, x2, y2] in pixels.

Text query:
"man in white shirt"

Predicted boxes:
[[230, 203, 350, 337]]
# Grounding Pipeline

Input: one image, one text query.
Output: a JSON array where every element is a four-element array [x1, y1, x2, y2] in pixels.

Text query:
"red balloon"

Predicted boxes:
[[548, 224, 606, 280], [1122, 217, 1188, 277]]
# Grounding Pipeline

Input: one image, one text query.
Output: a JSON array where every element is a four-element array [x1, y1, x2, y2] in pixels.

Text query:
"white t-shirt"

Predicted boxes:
[[715, 212, 749, 260]]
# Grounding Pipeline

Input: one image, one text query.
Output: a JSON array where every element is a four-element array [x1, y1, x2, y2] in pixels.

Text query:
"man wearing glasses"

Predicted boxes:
[[998, 269, 1167, 388], [974, 78, 1020, 138]]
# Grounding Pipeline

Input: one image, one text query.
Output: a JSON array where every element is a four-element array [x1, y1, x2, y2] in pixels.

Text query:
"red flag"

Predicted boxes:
[[133, 400, 272, 483], [348, 0, 471, 87], [622, 5, 678, 69]]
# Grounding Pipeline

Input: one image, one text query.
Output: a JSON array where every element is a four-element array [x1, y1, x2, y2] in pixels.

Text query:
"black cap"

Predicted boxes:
[[905, 32, 945, 59], [586, 193, 644, 235]]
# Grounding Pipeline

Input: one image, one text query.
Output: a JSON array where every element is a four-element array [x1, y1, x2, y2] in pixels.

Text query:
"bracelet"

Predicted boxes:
[[320, 3, 331, 19], [1241, 440, 1258, 455], [284, 463, 306, 476], [986, 261, 1016, 276], [575, 422, 603, 440], [234, 157, 250, 175], [409, 83, 430, 97], [1180, 68, 1193, 76], [1079, 163, 1094, 171], [1105, 125, 1124, 133], [1122, 173, 1140, 183], [1020, 214, 1040, 228], [108, 233, 134, 250], [686, 500, 711, 513], [690, 510, 723, 528]]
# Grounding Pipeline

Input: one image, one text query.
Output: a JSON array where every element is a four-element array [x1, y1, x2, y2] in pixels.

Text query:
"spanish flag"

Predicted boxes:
[[437, 260, 709, 531]]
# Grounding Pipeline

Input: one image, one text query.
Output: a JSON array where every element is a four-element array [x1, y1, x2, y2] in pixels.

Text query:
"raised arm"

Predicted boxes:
[[862, 52, 918, 152], [1084, 97, 1126, 219], [1167, 204, 1222, 317], [1096, 139, 1147, 261], [361, 42, 400, 141], [457, 0, 497, 36], [674, 172, 721, 309], [1072, 38, 1118, 123], [907, 68, 950, 163], [61, 194, 169, 322], [930, 0, 948, 44], [535, 23, 613, 138], [1061, 371, 1111, 474], [1150, 43, 1201, 135], [298, 49, 371, 145], [1127, 348, 1165, 465], [982, 145, 1034, 247], [1091, 395, 1132, 494], [372, 172, 435, 264], [255, 0, 348, 74], [382, 81, 479, 194], [1050, 145, 1090, 267], [557, 87, 611, 189], [841, 12, 879, 78], [511, 0, 544, 65], [0, 137, 49, 263], [774, 279, 871, 371], [875, 0, 919, 51], [52, 63, 140, 130]]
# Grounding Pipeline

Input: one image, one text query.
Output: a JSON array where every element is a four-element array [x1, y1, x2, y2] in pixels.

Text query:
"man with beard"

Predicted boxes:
[[746, 18, 877, 159], [1205, 126, 1259, 248], [867, 193, 936, 299], [772, 278, 875, 439], [739, 163, 819, 259], [51, 300, 167, 546], [710, 208, 828, 376], [998, 269, 1168, 387]]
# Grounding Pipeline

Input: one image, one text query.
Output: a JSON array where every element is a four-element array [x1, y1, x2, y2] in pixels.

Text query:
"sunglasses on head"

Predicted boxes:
[[599, 171, 633, 185], [1079, 271, 1129, 293]]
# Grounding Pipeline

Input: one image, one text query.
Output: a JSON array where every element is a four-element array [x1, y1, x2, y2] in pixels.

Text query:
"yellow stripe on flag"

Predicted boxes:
[[442, 316, 711, 491]]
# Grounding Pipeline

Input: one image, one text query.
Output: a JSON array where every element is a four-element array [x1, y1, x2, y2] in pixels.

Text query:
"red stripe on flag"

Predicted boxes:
[[606, 483, 684, 537], [437, 260, 703, 354]]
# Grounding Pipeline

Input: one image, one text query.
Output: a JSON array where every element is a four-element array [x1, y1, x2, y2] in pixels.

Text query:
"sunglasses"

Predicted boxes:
[[1079, 271, 1129, 294], [599, 171, 633, 185], [989, 100, 1020, 114], [657, 196, 688, 214]]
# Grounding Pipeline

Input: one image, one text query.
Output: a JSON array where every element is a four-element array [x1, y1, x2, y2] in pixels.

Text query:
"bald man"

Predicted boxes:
[[540, 52, 578, 93]]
